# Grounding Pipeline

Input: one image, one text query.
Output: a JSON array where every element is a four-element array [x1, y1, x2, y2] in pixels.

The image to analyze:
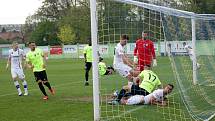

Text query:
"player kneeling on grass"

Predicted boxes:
[[109, 65, 161, 105], [121, 84, 174, 106], [6, 41, 28, 96], [99, 57, 114, 76], [26, 41, 55, 100], [113, 34, 140, 86]]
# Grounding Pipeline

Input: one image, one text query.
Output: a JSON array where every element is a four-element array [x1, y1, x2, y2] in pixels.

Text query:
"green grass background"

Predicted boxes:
[[0, 57, 213, 121]]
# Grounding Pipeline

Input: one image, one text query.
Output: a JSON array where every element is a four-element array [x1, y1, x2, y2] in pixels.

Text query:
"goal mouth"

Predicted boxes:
[[92, 0, 215, 120]]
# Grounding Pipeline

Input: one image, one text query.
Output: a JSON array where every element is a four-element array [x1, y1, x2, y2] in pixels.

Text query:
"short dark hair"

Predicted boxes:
[[167, 84, 174, 89], [28, 41, 36, 45], [121, 34, 129, 40], [99, 57, 103, 62]]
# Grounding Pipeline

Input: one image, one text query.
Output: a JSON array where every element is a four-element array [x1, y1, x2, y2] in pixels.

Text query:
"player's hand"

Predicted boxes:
[[28, 65, 34, 69], [42, 64, 46, 68], [153, 59, 157, 67], [133, 56, 138, 64]]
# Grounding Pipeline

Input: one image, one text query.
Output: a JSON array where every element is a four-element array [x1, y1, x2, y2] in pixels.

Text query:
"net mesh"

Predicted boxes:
[[96, 0, 215, 120]]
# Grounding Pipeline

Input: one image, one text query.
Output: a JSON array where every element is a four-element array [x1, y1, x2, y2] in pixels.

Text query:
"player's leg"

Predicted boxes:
[[34, 72, 48, 100], [41, 70, 55, 95], [11, 69, 22, 96], [17, 69, 28, 96], [116, 85, 131, 102], [126, 95, 144, 105], [84, 62, 92, 86]]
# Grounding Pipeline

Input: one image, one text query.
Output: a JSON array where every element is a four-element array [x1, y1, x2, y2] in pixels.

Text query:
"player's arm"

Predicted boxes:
[[83, 46, 87, 63], [134, 72, 144, 85], [21, 50, 27, 68], [42, 51, 48, 66], [25, 54, 34, 69], [122, 54, 134, 68], [150, 42, 157, 67], [133, 41, 138, 63], [6, 56, 11, 70], [149, 96, 167, 106]]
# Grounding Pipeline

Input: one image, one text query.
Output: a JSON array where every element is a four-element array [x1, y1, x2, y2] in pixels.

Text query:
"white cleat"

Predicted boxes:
[[24, 92, 28, 96], [18, 92, 22, 96]]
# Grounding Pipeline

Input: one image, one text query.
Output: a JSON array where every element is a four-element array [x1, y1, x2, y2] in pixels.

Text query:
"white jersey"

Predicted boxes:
[[184, 45, 194, 61], [144, 89, 164, 104], [113, 43, 125, 65], [9, 48, 25, 69], [126, 89, 164, 105]]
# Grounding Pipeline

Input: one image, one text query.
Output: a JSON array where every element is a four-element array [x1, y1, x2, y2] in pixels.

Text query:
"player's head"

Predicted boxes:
[[87, 37, 91, 46], [28, 41, 36, 51], [164, 84, 174, 94], [142, 31, 150, 40], [120, 34, 129, 46], [12, 41, 19, 50], [99, 57, 103, 62], [144, 64, 151, 70], [183, 42, 186, 47]]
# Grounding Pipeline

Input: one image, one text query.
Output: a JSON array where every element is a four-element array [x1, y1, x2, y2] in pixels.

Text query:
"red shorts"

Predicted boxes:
[[136, 60, 152, 71]]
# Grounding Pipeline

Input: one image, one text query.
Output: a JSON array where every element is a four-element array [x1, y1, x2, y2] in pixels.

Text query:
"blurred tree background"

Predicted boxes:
[[22, 0, 214, 45]]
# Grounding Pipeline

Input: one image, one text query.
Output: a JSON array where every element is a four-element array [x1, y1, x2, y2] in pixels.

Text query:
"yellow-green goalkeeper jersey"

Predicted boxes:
[[26, 48, 45, 72], [139, 70, 161, 93], [99, 62, 106, 75], [83, 45, 92, 62]]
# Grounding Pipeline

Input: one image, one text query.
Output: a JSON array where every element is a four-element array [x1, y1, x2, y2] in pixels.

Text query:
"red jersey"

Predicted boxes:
[[134, 39, 156, 63]]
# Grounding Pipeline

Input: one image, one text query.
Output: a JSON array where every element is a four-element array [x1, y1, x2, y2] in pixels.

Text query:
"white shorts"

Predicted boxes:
[[126, 95, 144, 105], [114, 63, 132, 77], [11, 68, 25, 79]]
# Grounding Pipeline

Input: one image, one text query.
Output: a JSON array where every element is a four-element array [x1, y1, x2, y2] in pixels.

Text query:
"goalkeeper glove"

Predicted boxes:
[[153, 59, 157, 67], [133, 56, 138, 63]]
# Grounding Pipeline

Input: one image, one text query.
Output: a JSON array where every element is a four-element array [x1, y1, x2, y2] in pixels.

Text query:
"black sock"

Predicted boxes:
[[44, 82, 52, 90], [85, 71, 89, 82], [38, 82, 47, 96], [116, 89, 126, 102]]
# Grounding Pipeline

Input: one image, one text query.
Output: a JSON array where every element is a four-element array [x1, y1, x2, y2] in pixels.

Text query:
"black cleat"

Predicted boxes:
[[85, 82, 89, 86]]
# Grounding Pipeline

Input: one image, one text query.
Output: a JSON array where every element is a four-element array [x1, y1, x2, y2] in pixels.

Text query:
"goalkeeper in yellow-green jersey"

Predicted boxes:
[[109, 64, 162, 105], [26, 42, 55, 100], [98, 57, 114, 76]]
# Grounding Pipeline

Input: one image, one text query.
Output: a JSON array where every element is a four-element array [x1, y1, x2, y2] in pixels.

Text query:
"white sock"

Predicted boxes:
[[128, 81, 133, 86], [14, 81, 22, 94], [22, 80, 28, 93]]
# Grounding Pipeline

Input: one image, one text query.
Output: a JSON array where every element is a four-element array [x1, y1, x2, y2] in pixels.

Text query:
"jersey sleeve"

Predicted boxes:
[[83, 46, 87, 54], [152, 89, 163, 101], [116, 46, 124, 56], [151, 41, 156, 59], [133, 40, 138, 56], [138, 71, 145, 80]]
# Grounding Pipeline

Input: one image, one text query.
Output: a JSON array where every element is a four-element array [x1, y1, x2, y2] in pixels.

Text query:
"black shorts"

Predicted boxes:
[[104, 70, 110, 75], [85, 62, 92, 71], [131, 85, 150, 96], [34, 70, 48, 82]]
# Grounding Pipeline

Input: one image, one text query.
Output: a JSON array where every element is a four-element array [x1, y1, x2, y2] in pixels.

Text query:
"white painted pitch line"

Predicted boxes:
[[0, 81, 82, 97]]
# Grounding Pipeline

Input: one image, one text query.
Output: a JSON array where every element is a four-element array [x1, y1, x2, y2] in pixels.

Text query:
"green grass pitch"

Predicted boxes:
[[0, 57, 194, 121]]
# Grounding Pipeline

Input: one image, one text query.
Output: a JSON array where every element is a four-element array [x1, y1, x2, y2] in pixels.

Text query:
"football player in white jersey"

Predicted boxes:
[[120, 84, 174, 106], [183, 42, 200, 69], [113, 35, 140, 85], [6, 41, 28, 96]]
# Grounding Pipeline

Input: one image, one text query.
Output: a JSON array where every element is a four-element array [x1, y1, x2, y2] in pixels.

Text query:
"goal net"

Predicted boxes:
[[93, 0, 215, 120]]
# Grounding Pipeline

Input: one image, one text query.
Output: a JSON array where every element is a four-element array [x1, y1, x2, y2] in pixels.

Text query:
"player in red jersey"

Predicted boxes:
[[133, 32, 157, 71]]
